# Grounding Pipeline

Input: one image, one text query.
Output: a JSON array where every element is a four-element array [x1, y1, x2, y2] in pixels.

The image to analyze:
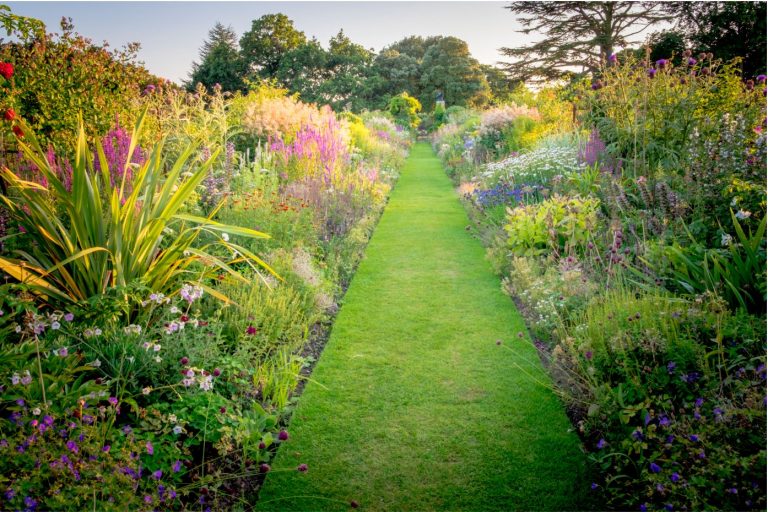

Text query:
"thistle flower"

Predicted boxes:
[[278, 430, 289, 441]]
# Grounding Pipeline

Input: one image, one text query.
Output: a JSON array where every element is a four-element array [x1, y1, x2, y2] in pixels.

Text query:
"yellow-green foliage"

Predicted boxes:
[[505, 194, 600, 256]]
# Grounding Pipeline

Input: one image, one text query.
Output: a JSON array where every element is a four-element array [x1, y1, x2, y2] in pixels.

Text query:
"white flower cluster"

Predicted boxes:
[[479, 146, 583, 187]]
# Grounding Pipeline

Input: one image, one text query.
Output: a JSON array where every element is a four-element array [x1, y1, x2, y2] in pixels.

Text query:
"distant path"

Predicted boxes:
[[256, 142, 588, 511]]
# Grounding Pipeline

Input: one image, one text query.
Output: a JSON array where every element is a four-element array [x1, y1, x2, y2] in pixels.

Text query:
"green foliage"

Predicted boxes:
[[188, 22, 245, 93], [418, 36, 491, 109], [582, 54, 764, 177], [0, 113, 271, 305], [505, 195, 600, 256], [388, 92, 422, 129], [0, 16, 159, 152], [240, 14, 307, 79], [642, 213, 767, 314]]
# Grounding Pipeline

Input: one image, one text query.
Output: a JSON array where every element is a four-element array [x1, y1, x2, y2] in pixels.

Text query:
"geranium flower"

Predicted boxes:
[[0, 62, 13, 79]]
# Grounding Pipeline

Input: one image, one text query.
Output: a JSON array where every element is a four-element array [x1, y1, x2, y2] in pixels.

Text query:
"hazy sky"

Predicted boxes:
[[7, 1, 531, 83]]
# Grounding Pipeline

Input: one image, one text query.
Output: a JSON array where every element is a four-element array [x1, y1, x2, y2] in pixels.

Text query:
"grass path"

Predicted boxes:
[[255, 142, 588, 511]]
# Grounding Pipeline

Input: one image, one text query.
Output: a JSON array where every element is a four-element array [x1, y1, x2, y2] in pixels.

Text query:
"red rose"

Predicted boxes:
[[3, 108, 15, 121], [0, 62, 13, 80], [12, 125, 23, 138]]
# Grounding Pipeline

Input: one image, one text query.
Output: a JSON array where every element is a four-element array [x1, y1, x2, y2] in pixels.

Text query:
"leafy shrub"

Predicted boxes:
[[505, 194, 601, 257], [641, 213, 767, 314], [0, 113, 270, 305], [0, 17, 161, 152]]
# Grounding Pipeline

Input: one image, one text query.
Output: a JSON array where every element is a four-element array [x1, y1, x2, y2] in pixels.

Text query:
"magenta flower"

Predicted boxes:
[[146, 440, 154, 455], [297, 463, 308, 472], [278, 430, 289, 441], [260, 463, 271, 473], [608, 53, 617, 63], [152, 470, 162, 480]]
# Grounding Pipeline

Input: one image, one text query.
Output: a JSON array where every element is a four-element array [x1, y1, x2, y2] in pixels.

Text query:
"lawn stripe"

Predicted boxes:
[[255, 142, 588, 511]]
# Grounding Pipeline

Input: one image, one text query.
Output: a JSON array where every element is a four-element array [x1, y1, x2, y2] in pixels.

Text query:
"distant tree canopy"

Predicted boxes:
[[500, 2, 669, 83], [660, 2, 767, 77], [373, 35, 492, 110], [240, 14, 306, 79], [187, 16, 509, 113], [188, 23, 245, 92]]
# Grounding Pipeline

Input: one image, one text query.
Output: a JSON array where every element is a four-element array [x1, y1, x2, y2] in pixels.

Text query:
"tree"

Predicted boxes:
[[419, 36, 490, 109], [481, 64, 519, 104], [188, 22, 244, 92], [275, 38, 329, 104], [500, 2, 668, 83], [662, 2, 766, 77], [240, 14, 306, 79], [320, 30, 375, 111], [388, 92, 421, 129]]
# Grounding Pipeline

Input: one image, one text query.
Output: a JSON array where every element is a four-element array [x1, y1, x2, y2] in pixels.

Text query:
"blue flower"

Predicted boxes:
[[596, 438, 607, 449], [632, 430, 644, 441], [670, 472, 681, 482], [666, 361, 676, 374], [650, 462, 661, 473], [591, 483, 598, 490], [689, 434, 699, 442], [659, 415, 670, 427]]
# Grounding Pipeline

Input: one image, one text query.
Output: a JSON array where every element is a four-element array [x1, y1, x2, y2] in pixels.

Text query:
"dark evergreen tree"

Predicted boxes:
[[188, 22, 245, 92]]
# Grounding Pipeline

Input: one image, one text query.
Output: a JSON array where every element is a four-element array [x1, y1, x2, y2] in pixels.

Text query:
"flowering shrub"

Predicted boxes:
[[0, 17, 161, 152], [476, 103, 541, 159]]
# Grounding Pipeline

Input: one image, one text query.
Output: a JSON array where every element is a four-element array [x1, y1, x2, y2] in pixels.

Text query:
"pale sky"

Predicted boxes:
[[7, 1, 527, 83]]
